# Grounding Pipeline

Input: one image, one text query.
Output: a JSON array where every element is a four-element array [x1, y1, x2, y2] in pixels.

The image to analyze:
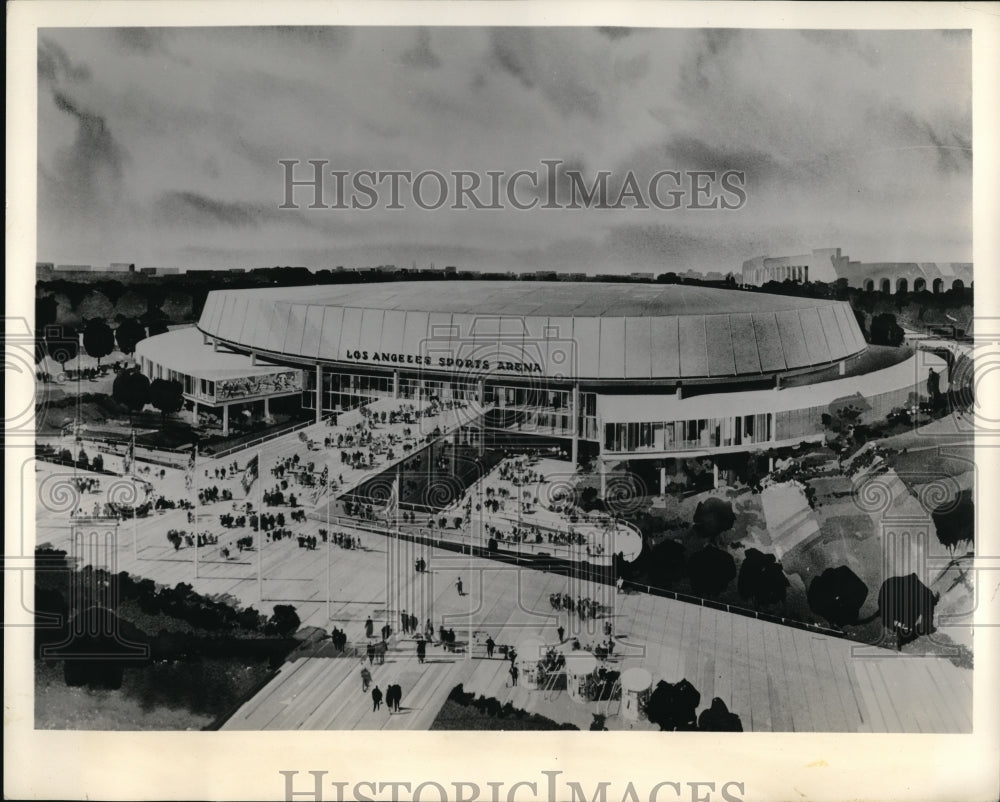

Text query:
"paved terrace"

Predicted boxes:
[[36, 456, 971, 733]]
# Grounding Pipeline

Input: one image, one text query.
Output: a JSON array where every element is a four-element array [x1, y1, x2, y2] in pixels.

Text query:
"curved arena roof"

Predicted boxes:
[[197, 282, 867, 382]]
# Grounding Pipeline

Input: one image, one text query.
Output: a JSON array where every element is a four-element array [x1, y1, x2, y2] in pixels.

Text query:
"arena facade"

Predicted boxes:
[[740, 247, 973, 294], [136, 281, 943, 495]]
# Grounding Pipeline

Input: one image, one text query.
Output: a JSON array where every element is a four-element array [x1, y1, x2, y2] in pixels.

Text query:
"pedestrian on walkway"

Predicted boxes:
[[509, 664, 519, 687], [417, 638, 426, 664], [557, 625, 565, 643], [401, 609, 409, 633], [365, 617, 374, 639], [485, 636, 495, 659], [372, 685, 383, 711], [360, 665, 372, 692], [456, 577, 464, 596]]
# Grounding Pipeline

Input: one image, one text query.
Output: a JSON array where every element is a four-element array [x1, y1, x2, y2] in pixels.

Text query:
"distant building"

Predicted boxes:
[[55, 264, 92, 272], [444, 265, 457, 275], [108, 262, 135, 272], [629, 272, 655, 281], [36, 262, 55, 271], [741, 247, 973, 294]]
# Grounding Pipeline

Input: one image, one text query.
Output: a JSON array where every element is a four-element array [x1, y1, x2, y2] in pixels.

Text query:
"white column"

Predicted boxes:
[[191, 401, 199, 425], [570, 382, 579, 466], [659, 466, 667, 494], [213, 338, 219, 352], [250, 352, 257, 366], [315, 364, 323, 423], [222, 404, 230, 436], [838, 360, 846, 376], [712, 461, 719, 489], [393, 370, 400, 399], [599, 458, 607, 498], [263, 397, 270, 417]]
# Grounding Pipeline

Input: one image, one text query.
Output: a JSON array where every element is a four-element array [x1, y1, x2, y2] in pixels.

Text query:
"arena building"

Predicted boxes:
[[136, 281, 943, 494], [740, 247, 973, 294]]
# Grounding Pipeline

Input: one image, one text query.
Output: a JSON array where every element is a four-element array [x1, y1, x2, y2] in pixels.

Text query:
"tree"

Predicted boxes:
[[112, 369, 151, 422], [698, 697, 744, 731], [869, 313, 905, 347], [44, 324, 78, 367], [149, 378, 184, 420], [648, 538, 686, 585], [645, 679, 701, 731], [807, 566, 868, 627], [267, 604, 301, 637], [737, 548, 790, 606], [877, 573, 939, 649], [687, 545, 737, 597], [932, 489, 974, 552], [115, 317, 147, 355], [82, 318, 115, 366], [692, 497, 735, 539]]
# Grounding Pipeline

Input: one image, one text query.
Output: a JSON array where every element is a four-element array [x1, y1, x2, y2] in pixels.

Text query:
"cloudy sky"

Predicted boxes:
[[37, 26, 971, 274]]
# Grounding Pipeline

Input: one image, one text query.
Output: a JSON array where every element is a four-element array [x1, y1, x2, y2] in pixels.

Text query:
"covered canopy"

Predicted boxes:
[[620, 667, 653, 693]]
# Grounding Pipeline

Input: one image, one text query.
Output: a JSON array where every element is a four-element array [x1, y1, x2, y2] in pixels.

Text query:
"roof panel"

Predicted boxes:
[[574, 318, 601, 377], [544, 317, 576, 381], [650, 316, 680, 379], [753, 313, 787, 372], [283, 303, 307, 355], [599, 317, 626, 379], [380, 309, 407, 356], [426, 312, 456, 363], [300, 305, 324, 359], [624, 317, 652, 379], [729, 314, 762, 374], [265, 302, 289, 353], [678, 315, 708, 377], [402, 312, 430, 359], [817, 305, 847, 360], [249, 298, 271, 350], [359, 308, 385, 354], [339, 308, 364, 355], [775, 310, 810, 368], [521, 315, 549, 375], [798, 308, 832, 364], [705, 315, 738, 376], [317, 306, 345, 360]]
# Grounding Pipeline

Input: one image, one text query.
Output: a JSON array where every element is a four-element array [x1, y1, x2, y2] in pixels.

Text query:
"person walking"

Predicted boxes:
[[509, 664, 519, 687], [391, 684, 402, 712], [364, 617, 374, 639], [360, 664, 372, 692], [557, 625, 565, 643], [416, 638, 426, 664], [485, 636, 495, 659], [401, 609, 409, 634], [371, 685, 383, 711], [456, 577, 464, 596]]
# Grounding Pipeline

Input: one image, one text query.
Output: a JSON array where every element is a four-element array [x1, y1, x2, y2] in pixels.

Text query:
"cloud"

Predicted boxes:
[[596, 27, 634, 41], [48, 90, 125, 205], [401, 28, 441, 69], [38, 37, 91, 84], [113, 28, 169, 54]]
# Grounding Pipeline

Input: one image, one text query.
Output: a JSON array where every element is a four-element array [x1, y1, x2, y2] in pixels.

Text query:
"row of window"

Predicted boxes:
[[603, 413, 773, 453], [140, 357, 215, 401]]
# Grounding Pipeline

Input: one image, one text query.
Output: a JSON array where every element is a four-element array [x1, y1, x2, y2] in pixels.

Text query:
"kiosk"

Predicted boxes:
[[564, 653, 599, 702], [514, 637, 546, 690], [620, 667, 653, 721]]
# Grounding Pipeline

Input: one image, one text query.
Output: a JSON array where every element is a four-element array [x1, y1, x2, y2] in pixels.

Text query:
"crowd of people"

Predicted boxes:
[[549, 593, 605, 619]]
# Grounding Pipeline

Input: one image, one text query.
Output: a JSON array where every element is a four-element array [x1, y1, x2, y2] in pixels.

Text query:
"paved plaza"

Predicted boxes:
[[35, 410, 973, 732]]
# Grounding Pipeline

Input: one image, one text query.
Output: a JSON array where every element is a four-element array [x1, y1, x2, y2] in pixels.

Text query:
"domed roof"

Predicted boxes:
[[198, 281, 866, 382]]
